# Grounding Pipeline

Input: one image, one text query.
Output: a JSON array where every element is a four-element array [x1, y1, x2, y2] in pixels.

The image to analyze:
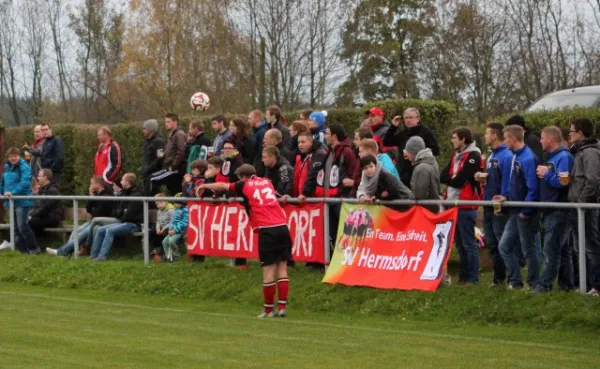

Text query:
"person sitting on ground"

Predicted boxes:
[[403, 136, 441, 214], [90, 173, 143, 261], [151, 193, 175, 260], [263, 145, 294, 197], [47, 176, 113, 257], [357, 154, 412, 211], [162, 193, 188, 262], [29, 169, 64, 237], [0, 147, 37, 254], [183, 160, 207, 197]]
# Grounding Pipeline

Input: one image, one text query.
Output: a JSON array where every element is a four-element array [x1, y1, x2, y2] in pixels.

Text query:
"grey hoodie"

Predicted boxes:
[[446, 142, 480, 201], [410, 148, 441, 213], [356, 161, 383, 199]]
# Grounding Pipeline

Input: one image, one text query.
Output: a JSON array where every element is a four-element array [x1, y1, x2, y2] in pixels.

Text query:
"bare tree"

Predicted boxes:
[[0, 0, 22, 126]]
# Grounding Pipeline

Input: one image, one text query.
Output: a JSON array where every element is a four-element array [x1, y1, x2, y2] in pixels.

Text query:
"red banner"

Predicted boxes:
[[323, 204, 458, 291], [187, 202, 325, 263]]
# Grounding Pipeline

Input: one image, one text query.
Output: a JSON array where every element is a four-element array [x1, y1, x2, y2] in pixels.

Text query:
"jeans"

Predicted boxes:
[[483, 208, 508, 284], [571, 209, 600, 290], [537, 210, 571, 290], [558, 228, 575, 291], [57, 221, 92, 256], [455, 209, 479, 284], [90, 222, 139, 260], [328, 203, 341, 258], [498, 211, 541, 288], [13, 206, 38, 253], [86, 217, 120, 246], [162, 233, 183, 258]]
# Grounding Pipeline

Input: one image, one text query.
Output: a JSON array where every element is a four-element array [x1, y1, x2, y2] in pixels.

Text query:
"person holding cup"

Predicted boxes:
[[476, 122, 514, 288], [531, 126, 574, 293]]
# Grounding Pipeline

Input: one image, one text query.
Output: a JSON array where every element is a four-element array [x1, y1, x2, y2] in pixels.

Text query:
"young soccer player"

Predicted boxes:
[[199, 164, 293, 318]]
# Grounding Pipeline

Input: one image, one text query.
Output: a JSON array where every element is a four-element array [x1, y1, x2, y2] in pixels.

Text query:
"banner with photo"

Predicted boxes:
[[323, 204, 458, 291], [187, 202, 325, 263]]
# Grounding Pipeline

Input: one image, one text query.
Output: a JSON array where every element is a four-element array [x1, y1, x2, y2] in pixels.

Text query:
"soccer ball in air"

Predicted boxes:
[[190, 92, 210, 111]]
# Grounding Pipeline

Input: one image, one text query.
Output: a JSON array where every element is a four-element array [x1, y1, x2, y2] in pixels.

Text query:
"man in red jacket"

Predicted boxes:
[[94, 126, 122, 185], [292, 132, 328, 200]]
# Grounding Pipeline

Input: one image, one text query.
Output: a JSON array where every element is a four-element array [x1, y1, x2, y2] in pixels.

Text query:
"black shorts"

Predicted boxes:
[[258, 225, 293, 267]]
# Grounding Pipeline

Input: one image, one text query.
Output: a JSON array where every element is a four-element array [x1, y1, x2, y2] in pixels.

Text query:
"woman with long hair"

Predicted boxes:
[[229, 118, 257, 164]]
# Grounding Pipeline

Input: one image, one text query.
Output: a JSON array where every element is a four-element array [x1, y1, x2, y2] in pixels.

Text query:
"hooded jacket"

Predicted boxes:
[[156, 203, 175, 230], [540, 146, 574, 208], [509, 145, 540, 216], [293, 140, 328, 197], [410, 148, 441, 213], [309, 112, 327, 144], [441, 142, 484, 210], [30, 183, 64, 223], [163, 127, 187, 173], [383, 123, 440, 188], [233, 134, 256, 165], [142, 133, 165, 178], [568, 138, 600, 203], [265, 156, 294, 196], [169, 205, 189, 234], [357, 162, 412, 210], [1, 158, 33, 208], [315, 138, 358, 198], [268, 121, 292, 148], [277, 142, 296, 166], [484, 144, 513, 201]]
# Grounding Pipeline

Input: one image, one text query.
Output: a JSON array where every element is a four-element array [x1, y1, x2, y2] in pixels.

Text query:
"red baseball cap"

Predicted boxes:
[[366, 107, 384, 117]]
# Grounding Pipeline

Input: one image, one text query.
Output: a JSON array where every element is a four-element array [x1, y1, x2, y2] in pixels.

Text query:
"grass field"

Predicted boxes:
[[1, 283, 599, 369], [0, 250, 599, 368]]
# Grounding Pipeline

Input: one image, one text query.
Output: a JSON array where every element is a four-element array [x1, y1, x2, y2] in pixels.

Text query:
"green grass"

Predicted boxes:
[[0, 251, 599, 333], [0, 283, 598, 369]]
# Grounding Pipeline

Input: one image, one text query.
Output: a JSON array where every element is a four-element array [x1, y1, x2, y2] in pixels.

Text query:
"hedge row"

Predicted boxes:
[[4, 100, 457, 195], [493, 107, 600, 135]]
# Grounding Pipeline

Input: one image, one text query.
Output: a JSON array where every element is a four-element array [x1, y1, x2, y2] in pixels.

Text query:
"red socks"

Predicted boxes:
[[277, 278, 289, 311], [262, 282, 276, 313]]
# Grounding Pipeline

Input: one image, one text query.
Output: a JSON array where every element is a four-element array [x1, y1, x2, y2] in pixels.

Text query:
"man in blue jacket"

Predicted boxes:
[[497, 125, 541, 290], [476, 122, 513, 288], [0, 148, 39, 254], [532, 126, 574, 293]]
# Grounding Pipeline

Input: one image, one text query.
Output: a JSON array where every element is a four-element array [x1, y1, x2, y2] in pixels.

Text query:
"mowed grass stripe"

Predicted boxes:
[[0, 288, 597, 369]]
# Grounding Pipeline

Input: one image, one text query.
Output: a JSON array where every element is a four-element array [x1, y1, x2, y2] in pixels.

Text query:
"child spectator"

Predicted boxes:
[[152, 193, 175, 260], [183, 160, 207, 197], [163, 193, 188, 262], [197, 156, 227, 197]]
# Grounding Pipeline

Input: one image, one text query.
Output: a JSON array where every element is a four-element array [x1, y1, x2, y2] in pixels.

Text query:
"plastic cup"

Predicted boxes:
[[157, 149, 164, 158], [477, 173, 488, 185], [559, 172, 570, 186], [493, 201, 502, 214]]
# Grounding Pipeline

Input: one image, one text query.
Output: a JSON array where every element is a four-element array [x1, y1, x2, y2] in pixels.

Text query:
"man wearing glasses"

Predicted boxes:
[[382, 107, 440, 188]]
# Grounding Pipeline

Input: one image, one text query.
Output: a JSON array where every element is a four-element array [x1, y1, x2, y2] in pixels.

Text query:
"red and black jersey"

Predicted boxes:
[[229, 176, 287, 229], [94, 139, 122, 184]]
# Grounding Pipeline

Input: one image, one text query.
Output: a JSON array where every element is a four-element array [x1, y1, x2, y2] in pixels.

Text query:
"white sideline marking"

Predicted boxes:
[[0, 291, 596, 355]]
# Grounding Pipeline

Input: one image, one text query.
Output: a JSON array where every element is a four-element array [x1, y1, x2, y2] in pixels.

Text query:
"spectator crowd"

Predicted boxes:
[[1, 106, 599, 297]]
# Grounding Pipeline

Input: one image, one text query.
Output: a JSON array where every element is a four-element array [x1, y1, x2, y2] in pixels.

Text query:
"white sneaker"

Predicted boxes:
[[46, 247, 58, 256], [0, 240, 10, 251]]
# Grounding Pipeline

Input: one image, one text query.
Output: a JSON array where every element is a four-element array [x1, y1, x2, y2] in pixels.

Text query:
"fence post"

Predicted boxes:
[[577, 208, 587, 294], [72, 200, 79, 260], [324, 202, 330, 265], [143, 200, 149, 265], [8, 198, 14, 251]]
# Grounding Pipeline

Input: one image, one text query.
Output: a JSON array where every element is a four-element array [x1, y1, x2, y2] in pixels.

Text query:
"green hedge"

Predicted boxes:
[[4, 100, 456, 195], [493, 107, 600, 135]]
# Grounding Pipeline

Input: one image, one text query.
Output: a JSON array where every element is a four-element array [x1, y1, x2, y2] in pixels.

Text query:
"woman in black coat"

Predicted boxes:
[[229, 118, 257, 164]]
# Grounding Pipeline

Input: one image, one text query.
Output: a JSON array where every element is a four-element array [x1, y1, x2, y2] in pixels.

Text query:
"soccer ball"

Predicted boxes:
[[190, 92, 210, 111]]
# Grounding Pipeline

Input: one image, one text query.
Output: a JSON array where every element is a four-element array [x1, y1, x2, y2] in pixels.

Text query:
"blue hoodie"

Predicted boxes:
[[540, 146, 574, 205], [0, 158, 33, 208], [509, 145, 539, 216], [484, 144, 513, 201], [377, 153, 399, 179]]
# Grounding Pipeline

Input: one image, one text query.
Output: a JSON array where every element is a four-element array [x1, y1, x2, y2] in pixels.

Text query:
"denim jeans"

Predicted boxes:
[[13, 206, 38, 253], [90, 222, 139, 260], [454, 209, 479, 284], [571, 209, 600, 290], [483, 208, 508, 284], [537, 210, 571, 290], [57, 221, 92, 256], [498, 211, 541, 288], [558, 228, 575, 291], [86, 217, 120, 246]]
